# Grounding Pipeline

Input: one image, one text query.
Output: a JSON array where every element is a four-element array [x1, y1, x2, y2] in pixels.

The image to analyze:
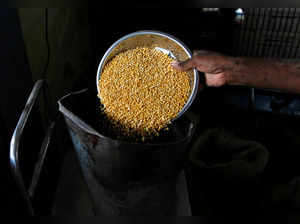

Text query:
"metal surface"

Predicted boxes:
[[9, 80, 54, 216], [235, 8, 300, 59], [231, 8, 300, 115], [53, 146, 192, 216], [96, 30, 199, 121], [28, 120, 55, 198], [58, 89, 196, 215]]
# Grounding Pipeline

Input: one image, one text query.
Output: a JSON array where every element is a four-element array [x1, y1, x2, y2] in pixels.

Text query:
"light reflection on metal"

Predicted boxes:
[[10, 80, 54, 216]]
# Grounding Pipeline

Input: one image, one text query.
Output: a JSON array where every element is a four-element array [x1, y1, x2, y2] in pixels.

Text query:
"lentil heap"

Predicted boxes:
[[98, 47, 191, 138]]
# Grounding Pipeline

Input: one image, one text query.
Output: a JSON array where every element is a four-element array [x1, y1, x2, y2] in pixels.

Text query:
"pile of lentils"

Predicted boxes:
[[98, 47, 191, 141]]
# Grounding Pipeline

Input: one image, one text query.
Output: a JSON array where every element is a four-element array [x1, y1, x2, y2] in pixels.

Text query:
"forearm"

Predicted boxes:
[[227, 57, 300, 94]]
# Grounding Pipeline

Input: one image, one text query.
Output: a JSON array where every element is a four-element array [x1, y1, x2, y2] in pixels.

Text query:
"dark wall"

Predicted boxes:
[[19, 9, 93, 102]]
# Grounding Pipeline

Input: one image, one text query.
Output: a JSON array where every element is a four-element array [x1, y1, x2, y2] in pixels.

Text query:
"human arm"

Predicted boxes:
[[171, 50, 300, 94]]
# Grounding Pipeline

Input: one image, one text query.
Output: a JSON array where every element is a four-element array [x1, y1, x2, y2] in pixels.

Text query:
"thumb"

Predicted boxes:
[[171, 57, 197, 71]]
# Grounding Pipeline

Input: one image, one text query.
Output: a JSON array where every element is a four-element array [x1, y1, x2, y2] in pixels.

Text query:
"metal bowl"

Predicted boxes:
[[96, 30, 199, 120]]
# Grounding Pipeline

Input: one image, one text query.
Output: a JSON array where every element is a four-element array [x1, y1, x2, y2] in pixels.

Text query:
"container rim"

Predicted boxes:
[[58, 89, 197, 147], [96, 30, 199, 120]]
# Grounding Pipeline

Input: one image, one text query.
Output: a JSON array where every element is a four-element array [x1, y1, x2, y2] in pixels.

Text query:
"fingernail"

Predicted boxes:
[[171, 61, 180, 67], [193, 50, 199, 56]]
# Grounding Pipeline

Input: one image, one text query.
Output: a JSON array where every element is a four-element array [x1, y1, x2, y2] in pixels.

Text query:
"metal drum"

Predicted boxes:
[[58, 89, 196, 215]]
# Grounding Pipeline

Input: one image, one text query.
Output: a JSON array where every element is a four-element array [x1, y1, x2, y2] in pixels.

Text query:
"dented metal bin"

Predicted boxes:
[[58, 89, 196, 215]]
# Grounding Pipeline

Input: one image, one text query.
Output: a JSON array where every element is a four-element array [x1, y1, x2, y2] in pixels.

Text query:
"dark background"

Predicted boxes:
[[0, 8, 237, 216], [2, 8, 300, 221]]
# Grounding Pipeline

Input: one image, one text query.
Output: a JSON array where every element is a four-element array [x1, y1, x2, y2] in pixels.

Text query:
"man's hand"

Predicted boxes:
[[172, 50, 300, 94], [171, 50, 234, 87]]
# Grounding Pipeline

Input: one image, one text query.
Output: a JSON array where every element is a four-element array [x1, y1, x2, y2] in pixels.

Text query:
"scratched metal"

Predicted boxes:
[[58, 89, 196, 215]]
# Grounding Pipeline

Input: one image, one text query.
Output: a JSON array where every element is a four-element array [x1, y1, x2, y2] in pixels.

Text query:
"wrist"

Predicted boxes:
[[223, 56, 239, 86]]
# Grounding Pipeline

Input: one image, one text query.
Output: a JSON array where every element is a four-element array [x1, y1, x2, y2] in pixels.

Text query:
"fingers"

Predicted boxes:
[[171, 58, 197, 71], [205, 72, 227, 87], [171, 50, 213, 71]]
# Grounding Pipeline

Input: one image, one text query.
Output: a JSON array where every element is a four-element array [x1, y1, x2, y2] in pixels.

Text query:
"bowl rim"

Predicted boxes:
[[96, 30, 199, 120]]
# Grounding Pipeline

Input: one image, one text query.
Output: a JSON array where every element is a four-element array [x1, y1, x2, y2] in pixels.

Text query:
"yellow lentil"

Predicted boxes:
[[98, 47, 191, 138]]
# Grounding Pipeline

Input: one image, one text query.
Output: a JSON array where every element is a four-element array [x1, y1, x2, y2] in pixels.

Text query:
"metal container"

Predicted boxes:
[[58, 89, 196, 215], [96, 30, 199, 120]]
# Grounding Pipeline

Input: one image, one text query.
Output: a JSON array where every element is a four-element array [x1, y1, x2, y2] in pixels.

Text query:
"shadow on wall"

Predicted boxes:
[[18, 8, 93, 104]]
